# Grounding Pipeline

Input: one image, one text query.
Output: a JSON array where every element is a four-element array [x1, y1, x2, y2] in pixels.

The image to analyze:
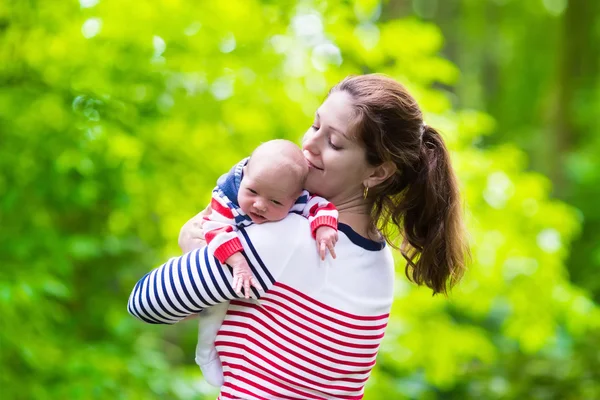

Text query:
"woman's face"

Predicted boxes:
[[302, 90, 371, 205]]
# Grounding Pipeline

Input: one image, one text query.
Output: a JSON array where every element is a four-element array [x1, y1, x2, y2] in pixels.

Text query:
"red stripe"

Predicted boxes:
[[205, 226, 233, 243], [205, 230, 216, 243], [227, 307, 380, 350], [222, 319, 377, 368], [264, 290, 388, 330], [261, 301, 385, 340], [222, 358, 365, 394], [224, 369, 324, 400], [217, 331, 372, 376], [211, 197, 235, 219], [215, 341, 369, 384], [220, 385, 269, 400], [223, 363, 365, 400], [309, 203, 320, 216], [221, 350, 354, 390], [227, 307, 378, 356], [316, 202, 338, 212], [274, 283, 389, 321]]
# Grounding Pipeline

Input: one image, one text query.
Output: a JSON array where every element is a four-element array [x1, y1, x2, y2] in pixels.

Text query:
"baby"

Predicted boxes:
[[196, 139, 339, 386]]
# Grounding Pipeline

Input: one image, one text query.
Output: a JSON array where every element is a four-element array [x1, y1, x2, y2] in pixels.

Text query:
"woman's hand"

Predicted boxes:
[[178, 204, 211, 253]]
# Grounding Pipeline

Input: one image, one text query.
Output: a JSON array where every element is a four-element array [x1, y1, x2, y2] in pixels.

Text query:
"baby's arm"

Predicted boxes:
[[301, 193, 340, 260], [204, 190, 259, 297]]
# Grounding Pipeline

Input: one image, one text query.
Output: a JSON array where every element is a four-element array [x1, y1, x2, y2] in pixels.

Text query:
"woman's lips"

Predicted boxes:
[[306, 159, 324, 171]]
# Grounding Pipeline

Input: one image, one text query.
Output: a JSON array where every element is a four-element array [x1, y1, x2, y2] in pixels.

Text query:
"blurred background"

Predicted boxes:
[[1, 0, 599, 399]]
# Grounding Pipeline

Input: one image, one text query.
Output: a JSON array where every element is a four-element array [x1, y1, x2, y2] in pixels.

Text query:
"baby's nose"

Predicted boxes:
[[254, 200, 267, 212]]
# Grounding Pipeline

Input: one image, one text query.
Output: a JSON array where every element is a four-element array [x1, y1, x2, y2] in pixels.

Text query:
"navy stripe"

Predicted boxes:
[[145, 270, 178, 322], [214, 254, 239, 299], [295, 193, 309, 204], [129, 295, 161, 324], [131, 274, 162, 324], [239, 226, 276, 285], [151, 267, 183, 320], [127, 280, 145, 320], [130, 296, 162, 324], [166, 259, 197, 313], [135, 273, 163, 323], [186, 250, 211, 307], [338, 223, 385, 251], [160, 259, 189, 315], [202, 249, 230, 300], [198, 248, 220, 304], [221, 262, 244, 298], [176, 255, 203, 311], [242, 250, 261, 298]]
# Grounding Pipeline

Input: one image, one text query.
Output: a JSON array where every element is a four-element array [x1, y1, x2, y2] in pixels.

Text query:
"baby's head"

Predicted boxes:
[[239, 139, 309, 224]]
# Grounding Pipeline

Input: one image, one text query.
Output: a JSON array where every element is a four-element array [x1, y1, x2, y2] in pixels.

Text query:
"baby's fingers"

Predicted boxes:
[[327, 240, 337, 259], [244, 276, 254, 299], [319, 241, 327, 261], [232, 275, 242, 296]]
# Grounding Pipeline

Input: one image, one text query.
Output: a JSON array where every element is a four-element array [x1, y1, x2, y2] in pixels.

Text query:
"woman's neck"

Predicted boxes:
[[334, 195, 378, 240]]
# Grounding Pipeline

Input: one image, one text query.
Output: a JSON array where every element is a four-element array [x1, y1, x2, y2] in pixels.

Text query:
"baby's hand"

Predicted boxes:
[[226, 252, 260, 299], [315, 226, 338, 261]]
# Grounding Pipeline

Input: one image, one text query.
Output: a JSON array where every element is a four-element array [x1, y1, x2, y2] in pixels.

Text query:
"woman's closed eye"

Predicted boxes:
[[312, 123, 342, 150], [329, 138, 342, 150]]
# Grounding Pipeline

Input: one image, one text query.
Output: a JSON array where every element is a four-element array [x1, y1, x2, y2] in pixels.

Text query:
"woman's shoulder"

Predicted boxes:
[[238, 213, 311, 279], [241, 216, 394, 316]]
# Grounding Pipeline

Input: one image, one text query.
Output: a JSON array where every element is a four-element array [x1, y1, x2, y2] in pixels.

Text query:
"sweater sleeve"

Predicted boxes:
[[127, 214, 306, 325], [300, 194, 339, 236], [204, 189, 244, 263]]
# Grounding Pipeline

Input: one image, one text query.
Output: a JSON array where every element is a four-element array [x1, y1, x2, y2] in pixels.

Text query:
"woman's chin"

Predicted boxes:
[[304, 176, 324, 196]]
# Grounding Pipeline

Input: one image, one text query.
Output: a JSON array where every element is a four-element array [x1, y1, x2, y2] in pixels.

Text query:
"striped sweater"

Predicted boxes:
[[128, 214, 395, 399], [205, 157, 338, 263]]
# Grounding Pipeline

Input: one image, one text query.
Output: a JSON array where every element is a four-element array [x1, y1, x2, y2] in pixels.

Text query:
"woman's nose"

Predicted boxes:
[[302, 130, 321, 155]]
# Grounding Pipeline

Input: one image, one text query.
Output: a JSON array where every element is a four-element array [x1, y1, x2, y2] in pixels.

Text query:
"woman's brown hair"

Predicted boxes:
[[330, 74, 469, 295]]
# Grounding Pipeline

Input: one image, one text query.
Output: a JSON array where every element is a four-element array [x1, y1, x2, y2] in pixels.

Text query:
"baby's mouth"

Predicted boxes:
[[250, 212, 267, 221]]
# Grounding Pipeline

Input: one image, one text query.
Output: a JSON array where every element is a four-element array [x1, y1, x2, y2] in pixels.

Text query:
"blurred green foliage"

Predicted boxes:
[[1, 0, 598, 399], [422, 0, 600, 302]]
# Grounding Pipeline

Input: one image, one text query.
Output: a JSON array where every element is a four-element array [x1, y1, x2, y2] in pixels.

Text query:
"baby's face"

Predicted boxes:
[[238, 164, 302, 224]]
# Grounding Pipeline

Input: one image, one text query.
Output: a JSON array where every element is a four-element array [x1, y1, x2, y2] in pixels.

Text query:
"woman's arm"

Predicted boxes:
[[127, 214, 306, 324], [126, 247, 240, 324], [178, 205, 210, 253]]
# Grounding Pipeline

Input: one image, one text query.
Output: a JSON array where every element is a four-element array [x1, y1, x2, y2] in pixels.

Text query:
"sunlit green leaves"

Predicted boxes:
[[1, 0, 598, 399]]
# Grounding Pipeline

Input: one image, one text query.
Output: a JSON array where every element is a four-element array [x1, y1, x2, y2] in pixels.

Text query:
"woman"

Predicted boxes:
[[128, 74, 468, 399]]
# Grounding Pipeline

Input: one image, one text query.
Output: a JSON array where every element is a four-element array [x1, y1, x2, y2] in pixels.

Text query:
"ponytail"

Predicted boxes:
[[373, 126, 469, 295], [398, 126, 468, 294]]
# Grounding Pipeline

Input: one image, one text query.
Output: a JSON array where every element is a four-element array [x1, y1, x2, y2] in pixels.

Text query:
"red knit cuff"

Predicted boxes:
[[214, 238, 244, 264], [310, 216, 338, 238]]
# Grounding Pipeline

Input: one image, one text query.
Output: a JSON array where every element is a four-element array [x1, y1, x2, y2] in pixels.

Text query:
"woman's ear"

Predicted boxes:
[[364, 161, 397, 189]]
